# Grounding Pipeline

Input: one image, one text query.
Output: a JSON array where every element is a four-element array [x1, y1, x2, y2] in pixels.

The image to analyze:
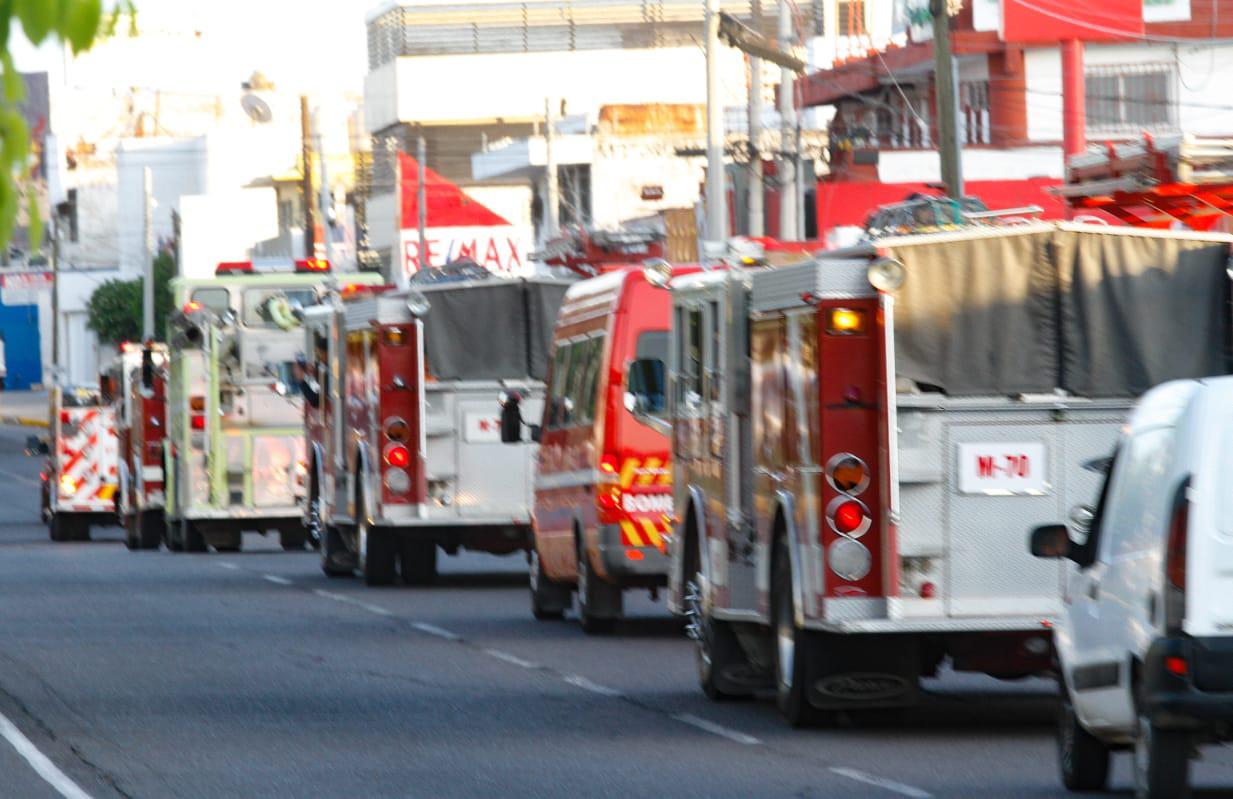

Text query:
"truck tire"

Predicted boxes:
[[1058, 685, 1109, 791], [576, 537, 621, 634], [138, 511, 165, 550], [529, 547, 569, 620], [124, 514, 139, 550], [772, 533, 820, 727], [182, 520, 207, 553], [686, 527, 752, 700], [49, 514, 73, 542], [280, 528, 308, 551], [321, 525, 354, 578], [1134, 712, 1190, 799], [399, 538, 437, 585]]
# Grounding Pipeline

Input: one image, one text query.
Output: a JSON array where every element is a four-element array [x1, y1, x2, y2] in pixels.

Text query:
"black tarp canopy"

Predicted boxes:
[[875, 225, 1232, 398], [417, 278, 571, 382]]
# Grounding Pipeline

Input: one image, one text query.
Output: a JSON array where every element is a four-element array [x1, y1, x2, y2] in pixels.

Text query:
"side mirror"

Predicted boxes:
[[500, 394, 523, 444], [1030, 524, 1071, 559], [1069, 504, 1095, 536]]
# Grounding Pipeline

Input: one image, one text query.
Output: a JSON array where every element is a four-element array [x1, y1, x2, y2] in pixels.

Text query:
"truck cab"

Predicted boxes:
[[524, 264, 696, 632]]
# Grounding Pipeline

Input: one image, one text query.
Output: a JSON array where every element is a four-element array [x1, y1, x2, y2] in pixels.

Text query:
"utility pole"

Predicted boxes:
[[300, 95, 317, 258], [393, 145, 407, 288], [704, 0, 727, 248], [544, 98, 559, 241], [747, 53, 765, 237], [932, 0, 964, 201], [313, 111, 335, 269], [142, 166, 153, 341], [777, 0, 797, 241], [416, 132, 428, 271], [50, 214, 59, 386]]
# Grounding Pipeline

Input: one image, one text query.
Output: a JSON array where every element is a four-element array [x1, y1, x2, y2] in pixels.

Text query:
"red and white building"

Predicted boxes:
[[799, 0, 1233, 238]]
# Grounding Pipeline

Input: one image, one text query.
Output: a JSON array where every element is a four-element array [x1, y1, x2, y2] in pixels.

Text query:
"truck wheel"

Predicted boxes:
[[686, 529, 751, 700], [358, 508, 396, 587], [576, 538, 621, 634], [1134, 712, 1190, 799], [138, 511, 165, 550], [399, 539, 438, 585], [124, 514, 139, 550], [182, 520, 207, 553], [772, 534, 820, 726], [49, 514, 73, 542], [529, 547, 569, 620], [321, 525, 354, 578], [280, 528, 308, 551], [1058, 685, 1109, 791]]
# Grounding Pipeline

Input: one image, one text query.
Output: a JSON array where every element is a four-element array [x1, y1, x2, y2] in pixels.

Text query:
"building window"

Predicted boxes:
[[1085, 63, 1177, 136], [961, 80, 990, 145], [838, 0, 867, 37]]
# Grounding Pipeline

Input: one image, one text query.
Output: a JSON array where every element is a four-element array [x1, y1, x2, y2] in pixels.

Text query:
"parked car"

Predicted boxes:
[[1031, 377, 1233, 798]]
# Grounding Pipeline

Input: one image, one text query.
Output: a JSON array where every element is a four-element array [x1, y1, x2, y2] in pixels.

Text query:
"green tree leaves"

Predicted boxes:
[[86, 251, 175, 345]]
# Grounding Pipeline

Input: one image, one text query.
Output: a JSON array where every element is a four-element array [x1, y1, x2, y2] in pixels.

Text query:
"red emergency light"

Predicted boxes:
[[216, 261, 254, 275], [295, 258, 330, 273], [182, 300, 203, 313]]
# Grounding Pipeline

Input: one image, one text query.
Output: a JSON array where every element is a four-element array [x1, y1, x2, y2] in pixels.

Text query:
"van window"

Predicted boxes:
[[547, 343, 575, 429], [1099, 427, 1175, 562], [627, 330, 668, 419], [191, 287, 230, 316], [570, 336, 605, 424]]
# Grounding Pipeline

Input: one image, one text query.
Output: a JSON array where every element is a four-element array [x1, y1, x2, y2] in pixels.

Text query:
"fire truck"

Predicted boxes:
[[662, 222, 1233, 724], [105, 342, 169, 550], [162, 260, 381, 553], [39, 385, 120, 541], [303, 275, 568, 585], [508, 263, 700, 632]]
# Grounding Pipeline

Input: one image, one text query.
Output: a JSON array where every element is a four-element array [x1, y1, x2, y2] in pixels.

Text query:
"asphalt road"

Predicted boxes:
[[3, 424, 1233, 798]]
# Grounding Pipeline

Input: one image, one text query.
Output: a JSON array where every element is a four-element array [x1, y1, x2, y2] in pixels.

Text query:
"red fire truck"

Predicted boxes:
[[106, 343, 169, 550], [39, 385, 120, 541], [663, 222, 1233, 724], [303, 276, 568, 585], [511, 263, 699, 632]]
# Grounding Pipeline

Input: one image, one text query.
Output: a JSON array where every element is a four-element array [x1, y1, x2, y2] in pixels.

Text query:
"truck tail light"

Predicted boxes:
[[384, 468, 410, 495], [59, 410, 70, 424], [599, 453, 620, 484], [826, 453, 869, 495], [59, 474, 78, 495], [826, 308, 866, 336], [190, 415, 205, 431], [384, 445, 410, 468], [384, 417, 410, 442], [189, 396, 205, 412], [826, 495, 871, 537], [1165, 477, 1190, 633]]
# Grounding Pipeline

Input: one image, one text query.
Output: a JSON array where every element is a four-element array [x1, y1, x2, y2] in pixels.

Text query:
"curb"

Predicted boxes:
[[0, 416, 48, 429]]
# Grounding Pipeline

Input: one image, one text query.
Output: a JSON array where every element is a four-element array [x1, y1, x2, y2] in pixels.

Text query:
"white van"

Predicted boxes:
[[1031, 377, 1233, 799]]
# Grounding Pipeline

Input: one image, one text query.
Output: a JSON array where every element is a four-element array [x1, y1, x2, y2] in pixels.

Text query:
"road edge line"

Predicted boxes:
[[0, 710, 94, 799]]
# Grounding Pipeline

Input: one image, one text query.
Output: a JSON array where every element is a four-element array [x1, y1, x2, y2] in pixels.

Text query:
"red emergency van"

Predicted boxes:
[[517, 264, 696, 632]]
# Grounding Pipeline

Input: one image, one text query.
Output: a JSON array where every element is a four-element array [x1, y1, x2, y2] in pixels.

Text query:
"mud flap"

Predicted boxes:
[[806, 634, 921, 711]]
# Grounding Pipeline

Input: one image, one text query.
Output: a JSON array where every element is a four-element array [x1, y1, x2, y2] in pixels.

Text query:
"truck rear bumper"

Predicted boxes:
[[1144, 637, 1233, 729], [183, 507, 301, 522], [805, 615, 1054, 634], [597, 523, 669, 585]]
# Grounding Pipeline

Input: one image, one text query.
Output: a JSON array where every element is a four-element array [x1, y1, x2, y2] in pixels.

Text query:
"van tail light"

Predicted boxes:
[[1165, 477, 1191, 634]]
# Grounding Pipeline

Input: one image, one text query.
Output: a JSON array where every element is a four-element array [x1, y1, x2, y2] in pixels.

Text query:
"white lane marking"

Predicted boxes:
[[563, 675, 623, 698], [411, 622, 461, 641], [0, 710, 93, 799], [262, 575, 292, 586], [217, 562, 239, 570], [484, 649, 539, 669], [671, 713, 760, 746], [829, 767, 933, 799], [312, 589, 393, 618]]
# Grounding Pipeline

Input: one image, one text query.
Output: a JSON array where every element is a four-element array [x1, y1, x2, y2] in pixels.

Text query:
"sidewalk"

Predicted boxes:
[[0, 390, 48, 428]]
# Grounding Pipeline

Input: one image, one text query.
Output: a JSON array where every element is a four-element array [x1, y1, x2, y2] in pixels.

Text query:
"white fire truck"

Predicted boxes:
[[39, 385, 120, 541], [106, 342, 169, 550], [661, 222, 1233, 724], [162, 260, 380, 552], [303, 276, 568, 585]]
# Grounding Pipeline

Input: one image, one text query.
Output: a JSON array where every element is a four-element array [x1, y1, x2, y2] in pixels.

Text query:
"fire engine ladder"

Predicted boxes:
[[1053, 134, 1233, 230]]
